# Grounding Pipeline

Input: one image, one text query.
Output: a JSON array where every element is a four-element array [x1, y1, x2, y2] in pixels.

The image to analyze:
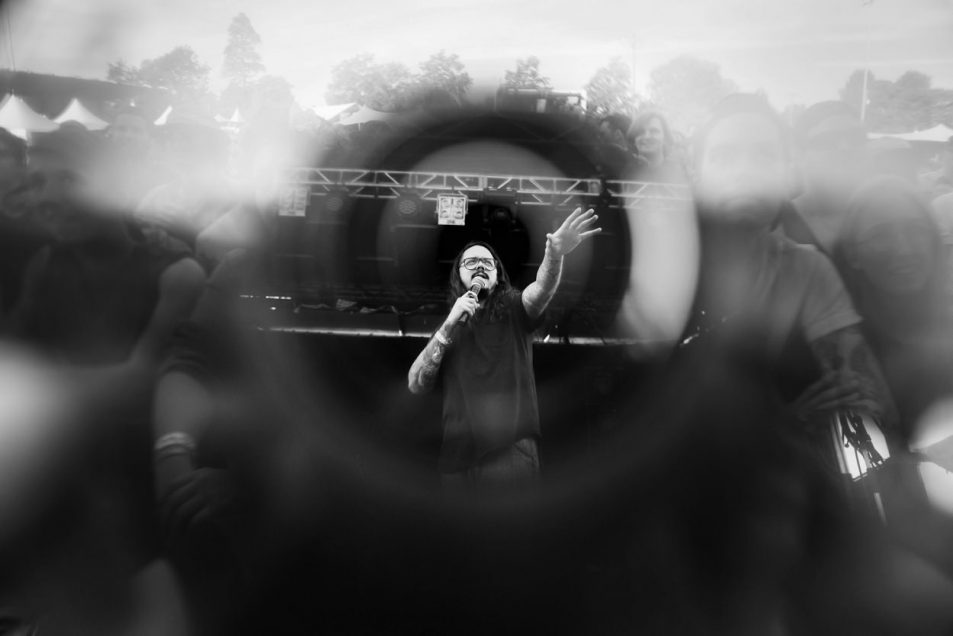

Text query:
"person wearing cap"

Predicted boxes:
[[778, 100, 869, 254], [407, 208, 600, 484]]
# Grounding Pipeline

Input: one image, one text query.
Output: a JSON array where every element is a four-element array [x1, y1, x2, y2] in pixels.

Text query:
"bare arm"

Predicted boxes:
[[408, 291, 480, 394], [521, 243, 563, 322], [807, 324, 899, 432], [407, 325, 453, 394], [128, 257, 206, 371], [522, 207, 601, 321]]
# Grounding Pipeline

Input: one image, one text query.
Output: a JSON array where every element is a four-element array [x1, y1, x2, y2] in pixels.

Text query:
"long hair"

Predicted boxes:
[[628, 110, 673, 160], [448, 241, 514, 322], [834, 175, 950, 337]]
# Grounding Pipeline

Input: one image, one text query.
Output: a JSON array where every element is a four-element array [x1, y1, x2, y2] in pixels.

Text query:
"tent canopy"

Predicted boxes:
[[0, 94, 59, 139], [869, 123, 953, 143], [53, 98, 109, 130], [313, 102, 357, 122], [338, 105, 395, 127], [153, 105, 172, 126]]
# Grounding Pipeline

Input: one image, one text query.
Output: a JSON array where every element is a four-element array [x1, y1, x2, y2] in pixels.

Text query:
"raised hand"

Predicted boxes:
[[547, 207, 602, 257]]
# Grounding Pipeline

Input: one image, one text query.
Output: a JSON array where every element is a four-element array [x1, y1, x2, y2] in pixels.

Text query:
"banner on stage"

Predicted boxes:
[[437, 193, 468, 226], [278, 184, 310, 217]]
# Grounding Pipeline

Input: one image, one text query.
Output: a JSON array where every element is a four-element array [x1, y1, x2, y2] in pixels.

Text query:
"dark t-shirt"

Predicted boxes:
[[438, 289, 543, 473]]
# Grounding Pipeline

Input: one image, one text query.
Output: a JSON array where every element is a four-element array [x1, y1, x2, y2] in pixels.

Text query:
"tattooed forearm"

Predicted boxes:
[[408, 327, 452, 394], [522, 244, 563, 320], [809, 325, 899, 430]]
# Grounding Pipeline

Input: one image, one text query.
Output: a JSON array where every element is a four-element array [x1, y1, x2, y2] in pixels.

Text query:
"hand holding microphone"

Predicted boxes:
[[451, 277, 486, 324]]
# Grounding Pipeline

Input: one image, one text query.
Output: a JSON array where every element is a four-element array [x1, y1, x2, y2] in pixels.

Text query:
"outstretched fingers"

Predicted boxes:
[[568, 208, 596, 228]]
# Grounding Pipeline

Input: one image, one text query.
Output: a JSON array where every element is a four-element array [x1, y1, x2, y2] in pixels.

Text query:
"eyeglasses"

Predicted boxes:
[[460, 257, 496, 271]]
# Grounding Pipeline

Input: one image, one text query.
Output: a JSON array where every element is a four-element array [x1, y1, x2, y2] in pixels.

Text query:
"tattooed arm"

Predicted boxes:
[[805, 324, 899, 432], [522, 207, 601, 321], [408, 290, 481, 394], [407, 325, 453, 394]]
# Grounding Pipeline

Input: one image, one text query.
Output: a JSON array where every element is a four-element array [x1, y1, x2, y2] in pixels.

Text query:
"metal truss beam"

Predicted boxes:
[[286, 167, 690, 211]]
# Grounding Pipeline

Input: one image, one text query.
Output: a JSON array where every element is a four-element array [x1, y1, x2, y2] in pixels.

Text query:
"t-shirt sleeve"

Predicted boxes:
[[799, 249, 861, 342]]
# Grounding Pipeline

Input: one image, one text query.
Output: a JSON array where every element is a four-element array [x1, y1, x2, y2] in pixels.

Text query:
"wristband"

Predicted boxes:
[[154, 431, 197, 456]]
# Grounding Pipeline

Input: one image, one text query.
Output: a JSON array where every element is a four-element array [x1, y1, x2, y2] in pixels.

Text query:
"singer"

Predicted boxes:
[[408, 207, 601, 484]]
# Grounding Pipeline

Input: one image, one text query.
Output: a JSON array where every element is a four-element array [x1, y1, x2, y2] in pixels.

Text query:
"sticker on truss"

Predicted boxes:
[[278, 184, 309, 217], [436, 193, 467, 226]]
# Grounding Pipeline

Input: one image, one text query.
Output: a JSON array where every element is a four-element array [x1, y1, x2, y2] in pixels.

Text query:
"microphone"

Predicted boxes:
[[459, 277, 486, 324]]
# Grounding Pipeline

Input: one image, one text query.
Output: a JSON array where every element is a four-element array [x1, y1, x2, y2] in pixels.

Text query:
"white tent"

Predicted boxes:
[[228, 108, 244, 124], [53, 98, 108, 130], [869, 123, 953, 143], [905, 124, 953, 143], [313, 102, 357, 122], [338, 105, 395, 127], [153, 105, 172, 126], [0, 94, 58, 139]]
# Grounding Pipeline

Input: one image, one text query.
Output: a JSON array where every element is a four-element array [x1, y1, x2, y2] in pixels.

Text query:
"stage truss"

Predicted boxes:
[[281, 167, 691, 216]]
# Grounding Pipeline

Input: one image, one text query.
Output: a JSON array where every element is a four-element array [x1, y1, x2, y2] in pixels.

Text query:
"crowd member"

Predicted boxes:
[[6, 123, 204, 569], [684, 93, 897, 469], [627, 109, 687, 184], [407, 209, 601, 484], [101, 106, 170, 213], [135, 105, 238, 266], [779, 100, 868, 254], [0, 124, 205, 634], [865, 136, 918, 183], [834, 176, 953, 443], [930, 139, 953, 246], [922, 136, 953, 200], [666, 92, 953, 634], [0, 127, 46, 315], [9, 125, 205, 368]]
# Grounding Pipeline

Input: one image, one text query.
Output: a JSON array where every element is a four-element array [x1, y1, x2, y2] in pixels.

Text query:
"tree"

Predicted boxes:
[[416, 50, 472, 103], [502, 56, 551, 91], [585, 57, 637, 118], [324, 53, 413, 110], [223, 13, 265, 89], [647, 56, 737, 133], [107, 60, 142, 85], [839, 68, 953, 132], [107, 46, 210, 98]]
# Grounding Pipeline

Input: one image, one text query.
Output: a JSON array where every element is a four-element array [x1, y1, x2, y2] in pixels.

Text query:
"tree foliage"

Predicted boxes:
[[647, 56, 737, 133], [416, 50, 472, 104], [501, 56, 551, 91], [585, 57, 637, 118], [325, 53, 470, 110], [107, 46, 210, 98], [223, 13, 265, 88], [840, 69, 953, 132]]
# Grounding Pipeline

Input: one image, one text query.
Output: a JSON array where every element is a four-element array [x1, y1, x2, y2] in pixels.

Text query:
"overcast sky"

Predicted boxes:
[[4, 0, 953, 111]]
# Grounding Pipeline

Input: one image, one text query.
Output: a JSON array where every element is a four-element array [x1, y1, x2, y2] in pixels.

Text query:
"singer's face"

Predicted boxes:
[[459, 244, 498, 292]]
